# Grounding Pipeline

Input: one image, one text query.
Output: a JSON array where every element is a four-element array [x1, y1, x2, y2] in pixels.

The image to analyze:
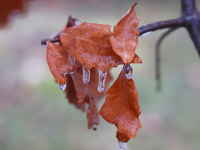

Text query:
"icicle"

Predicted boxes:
[[124, 64, 133, 79], [82, 66, 90, 84], [58, 72, 67, 91], [97, 70, 107, 92], [118, 142, 127, 150], [58, 82, 66, 91]]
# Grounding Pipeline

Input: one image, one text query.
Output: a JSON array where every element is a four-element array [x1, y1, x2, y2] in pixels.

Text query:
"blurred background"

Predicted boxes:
[[0, 0, 200, 150]]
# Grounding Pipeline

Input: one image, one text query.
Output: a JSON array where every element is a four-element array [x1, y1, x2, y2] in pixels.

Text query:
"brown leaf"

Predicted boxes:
[[110, 3, 139, 64], [99, 68, 141, 142], [60, 22, 124, 72], [65, 75, 99, 128], [85, 96, 99, 129], [46, 42, 77, 84], [131, 53, 142, 63], [65, 74, 86, 111]]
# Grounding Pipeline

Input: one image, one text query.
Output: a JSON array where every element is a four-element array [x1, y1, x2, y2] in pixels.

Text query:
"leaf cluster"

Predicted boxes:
[[42, 3, 142, 148]]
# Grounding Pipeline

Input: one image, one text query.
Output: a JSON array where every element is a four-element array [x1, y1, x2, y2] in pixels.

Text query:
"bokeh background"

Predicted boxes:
[[0, 0, 200, 150]]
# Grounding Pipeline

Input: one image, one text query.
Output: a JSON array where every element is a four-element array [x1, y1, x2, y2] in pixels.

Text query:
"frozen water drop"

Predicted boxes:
[[82, 66, 90, 84], [124, 65, 133, 79], [42, 44, 46, 47], [59, 82, 67, 91], [97, 70, 107, 92], [119, 142, 127, 150], [63, 72, 68, 76], [41, 39, 47, 47]]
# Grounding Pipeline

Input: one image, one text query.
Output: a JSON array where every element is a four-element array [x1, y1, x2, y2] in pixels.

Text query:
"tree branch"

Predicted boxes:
[[138, 19, 185, 36]]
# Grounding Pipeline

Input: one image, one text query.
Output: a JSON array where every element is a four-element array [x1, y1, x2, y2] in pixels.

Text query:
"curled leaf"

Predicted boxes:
[[65, 75, 99, 128], [60, 22, 124, 71], [99, 68, 141, 142], [110, 3, 140, 64], [46, 42, 77, 84], [65, 74, 86, 111]]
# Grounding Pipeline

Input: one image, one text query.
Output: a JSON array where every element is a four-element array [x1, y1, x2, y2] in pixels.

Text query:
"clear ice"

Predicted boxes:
[[82, 66, 90, 84], [118, 142, 127, 150], [124, 65, 133, 79], [59, 82, 67, 91], [42, 43, 46, 47], [97, 70, 107, 92]]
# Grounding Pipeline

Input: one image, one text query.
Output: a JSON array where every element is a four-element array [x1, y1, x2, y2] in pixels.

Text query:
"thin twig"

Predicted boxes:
[[138, 18, 185, 36], [155, 28, 178, 91]]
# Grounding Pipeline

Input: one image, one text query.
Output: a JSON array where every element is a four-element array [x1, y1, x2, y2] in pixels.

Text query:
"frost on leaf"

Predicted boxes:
[[46, 42, 77, 84], [110, 3, 139, 64], [60, 22, 125, 72], [99, 68, 141, 142]]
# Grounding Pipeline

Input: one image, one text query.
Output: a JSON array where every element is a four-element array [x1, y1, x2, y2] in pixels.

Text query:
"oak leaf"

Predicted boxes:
[[46, 42, 77, 84], [99, 68, 141, 142], [60, 22, 124, 72], [110, 3, 139, 64]]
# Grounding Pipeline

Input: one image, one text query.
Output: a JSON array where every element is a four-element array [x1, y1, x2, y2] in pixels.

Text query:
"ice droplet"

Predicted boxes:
[[119, 142, 127, 150], [63, 72, 68, 76], [42, 43, 46, 47], [124, 64, 133, 79], [97, 70, 107, 92], [59, 82, 67, 91], [82, 66, 90, 84]]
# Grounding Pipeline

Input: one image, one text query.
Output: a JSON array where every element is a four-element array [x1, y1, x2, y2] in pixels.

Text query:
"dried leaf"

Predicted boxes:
[[65, 75, 99, 128], [46, 42, 77, 84], [131, 53, 142, 63], [85, 96, 99, 129], [65, 75, 85, 111], [99, 68, 141, 142], [60, 22, 124, 72], [110, 3, 139, 64]]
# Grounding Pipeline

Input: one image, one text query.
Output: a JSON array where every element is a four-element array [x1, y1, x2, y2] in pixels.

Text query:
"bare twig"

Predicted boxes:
[[155, 28, 178, 91]]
